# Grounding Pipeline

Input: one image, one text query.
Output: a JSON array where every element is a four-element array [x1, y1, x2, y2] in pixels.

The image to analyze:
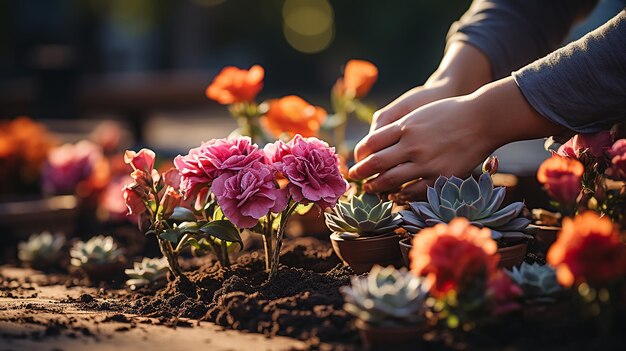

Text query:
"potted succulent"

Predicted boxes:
[[506, 262, 567, 322], [18, 231, 66, 271], [325, 193, 403, 274], [341, 265, 430, 348], [70, 235, 125, 281], [400, 173, 531, 268], [125, 257, 170, 291]]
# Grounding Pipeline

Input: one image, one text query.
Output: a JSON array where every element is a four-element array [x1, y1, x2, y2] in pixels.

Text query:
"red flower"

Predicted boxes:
[[206, 65, 264, 104], [537, 155, 584, 205], [487, 271, 522, 316], [547, 212, 626, 287], [410, 218, 499, 297]]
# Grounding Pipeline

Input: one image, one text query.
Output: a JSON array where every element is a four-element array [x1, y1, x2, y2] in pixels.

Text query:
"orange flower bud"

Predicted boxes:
[[340, 59, 378, 98]]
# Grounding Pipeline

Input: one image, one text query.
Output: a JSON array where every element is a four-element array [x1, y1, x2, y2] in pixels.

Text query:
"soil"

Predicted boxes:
[[3, 236, 626, 351]]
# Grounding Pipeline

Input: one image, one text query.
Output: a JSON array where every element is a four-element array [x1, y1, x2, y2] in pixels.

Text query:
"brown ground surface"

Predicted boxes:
[[0, 266, 308, 351]]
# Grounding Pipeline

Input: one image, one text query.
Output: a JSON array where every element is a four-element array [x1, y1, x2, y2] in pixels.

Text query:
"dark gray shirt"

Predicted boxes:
[[447, 0, 626, 133]]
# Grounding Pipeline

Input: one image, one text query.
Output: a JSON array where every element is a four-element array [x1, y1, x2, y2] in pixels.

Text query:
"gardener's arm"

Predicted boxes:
[[350, 10, 625, 200], [370, 0, 598, 132]]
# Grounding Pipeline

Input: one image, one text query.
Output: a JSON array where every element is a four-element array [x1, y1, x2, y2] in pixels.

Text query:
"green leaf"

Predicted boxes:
[[212, 206, 225, 221], [200, 220, 243, 248], [159, 229, 180, 244], [176, 221, 202, 234], [294, 203, 314, 216], [170, 207, 196, 222]]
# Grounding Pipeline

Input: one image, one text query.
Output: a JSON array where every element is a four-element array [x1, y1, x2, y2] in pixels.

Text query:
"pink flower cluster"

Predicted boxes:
[[123, 149, 182, 219], [175, 135, 348, 229], [608, 139, 626, 180]]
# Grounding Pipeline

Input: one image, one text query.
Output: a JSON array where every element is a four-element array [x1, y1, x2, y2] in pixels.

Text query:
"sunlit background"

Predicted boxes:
[[0, 0, 471, 149]]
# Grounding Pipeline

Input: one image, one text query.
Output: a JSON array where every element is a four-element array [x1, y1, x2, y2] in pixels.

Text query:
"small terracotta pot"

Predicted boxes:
[[399, 237, 413, 267], [497, 241, 528, 269], [355, 319, 427, 348], [530, 225, 561, 247], [330, 233, 403, 274]]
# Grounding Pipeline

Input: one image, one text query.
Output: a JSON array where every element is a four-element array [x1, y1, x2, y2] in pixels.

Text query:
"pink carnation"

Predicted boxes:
[[212, 162, 288, 228], [265, 135, 348, 209], [174, 137, 265, 197]]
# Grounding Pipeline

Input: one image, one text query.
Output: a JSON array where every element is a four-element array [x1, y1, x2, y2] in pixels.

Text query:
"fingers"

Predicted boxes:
[[370, 88, 421, 132], [389, 178, 433, 204], [350, 147, 411, 186], [352, 122, 402, 165], [362, 162, 427, 194]]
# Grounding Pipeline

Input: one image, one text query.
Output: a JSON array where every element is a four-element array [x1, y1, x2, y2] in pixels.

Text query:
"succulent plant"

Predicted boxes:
[[325, 193, 402, 239], [70, 235, 123, 267], [125, 257, 169, 289], [400, 173, 531, 241], [506, 262, 563, 300], [18, 231, 65, 267], [340, 265, 430, 327]]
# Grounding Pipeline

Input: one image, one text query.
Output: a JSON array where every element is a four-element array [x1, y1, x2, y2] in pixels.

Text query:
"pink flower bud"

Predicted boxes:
[[162, 168, 181, 190], [159, 187, 182, 219], [123, 184, 147, 215], [482, 156, 499, 175], [607, 139, 626, 180], [124, 148, 156, 173]]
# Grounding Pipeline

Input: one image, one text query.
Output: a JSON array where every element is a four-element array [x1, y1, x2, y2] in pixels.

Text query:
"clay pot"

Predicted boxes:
[[497, 241, 528, 269], [529, 225, 561, 247], [330, 233, 403, 274], [399, 237, 413, 267], [355, 319, 427, 349]]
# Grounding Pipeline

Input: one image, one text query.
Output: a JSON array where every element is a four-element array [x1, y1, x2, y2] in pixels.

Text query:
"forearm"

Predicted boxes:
[[464, 77, 565, 151], [426, 41, 492, 95]]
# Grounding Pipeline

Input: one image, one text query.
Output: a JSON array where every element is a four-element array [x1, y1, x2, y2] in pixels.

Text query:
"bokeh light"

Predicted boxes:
[[282, 0, 335, 54]]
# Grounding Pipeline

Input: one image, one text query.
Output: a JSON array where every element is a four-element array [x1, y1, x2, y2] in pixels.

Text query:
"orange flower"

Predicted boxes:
[[410, 218, 499, 297], [261, 95, 327, 138], [547, 212, 626, 287], [206, 65, 264, 104], [537, 155, 584, 205], [338, 59, 378, 98]]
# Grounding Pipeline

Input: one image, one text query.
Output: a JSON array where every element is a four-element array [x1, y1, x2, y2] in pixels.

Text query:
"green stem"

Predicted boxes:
[[262, 214, 273, 272], [221, 239, 231, 267], [158, 238, 182, 278], [334, 111, 348, 157], [268, 201, 298, 281]]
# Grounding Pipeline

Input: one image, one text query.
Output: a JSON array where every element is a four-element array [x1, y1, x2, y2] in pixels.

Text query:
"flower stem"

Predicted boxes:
[[158, 238, 183, 278], [263, 214, 273, 272], [268, 201, 298, 281], [221, 239, 231, 267]]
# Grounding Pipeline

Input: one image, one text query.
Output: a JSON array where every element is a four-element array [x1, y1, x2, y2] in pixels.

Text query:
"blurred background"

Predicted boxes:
[[0, 0, 471, 150]]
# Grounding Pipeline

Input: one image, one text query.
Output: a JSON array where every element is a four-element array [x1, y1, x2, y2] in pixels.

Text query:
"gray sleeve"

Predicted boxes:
[[512, 11, 626, 133], [447, 0, 598, 79]]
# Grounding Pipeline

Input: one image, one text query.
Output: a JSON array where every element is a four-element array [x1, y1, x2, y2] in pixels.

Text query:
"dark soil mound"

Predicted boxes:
[[119, 237, 359, 347]]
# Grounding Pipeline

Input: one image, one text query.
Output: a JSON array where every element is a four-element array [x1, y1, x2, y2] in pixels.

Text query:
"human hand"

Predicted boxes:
[[349, 77, 564, 202], [370, 41, 492, 132]]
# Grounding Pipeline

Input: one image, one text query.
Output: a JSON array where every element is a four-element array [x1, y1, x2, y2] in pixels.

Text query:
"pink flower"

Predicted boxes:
[[607, 139, 626, 180], [123, 183, 147, 216], [124, 148, 156, 173], [42, 140, 102, 195], [162, 168, 181, 190], [174, 137, 265, 197], [212, 162, 288, 228], [160, 187, 182, 219], [100, 175, 134, 222], [558, 131, 614, 160], [537, 156, 584, 205], [265, 135, 348, 209], [487, 271, 522, 316]]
